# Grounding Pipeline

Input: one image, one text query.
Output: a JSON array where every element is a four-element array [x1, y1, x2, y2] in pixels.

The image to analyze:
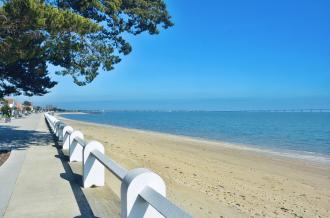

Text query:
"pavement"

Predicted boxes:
[[0, 113, 119, 218], [0, 114, 42, 216]]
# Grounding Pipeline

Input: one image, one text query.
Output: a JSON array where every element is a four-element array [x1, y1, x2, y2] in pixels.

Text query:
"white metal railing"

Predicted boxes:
[[44, 113, 192, 218]]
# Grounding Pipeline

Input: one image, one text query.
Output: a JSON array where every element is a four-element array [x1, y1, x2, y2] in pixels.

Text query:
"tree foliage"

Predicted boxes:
[[23, 100, 32, 106], [0, 0, 173, 97], [25, 105, 32, 111], [1, 101, 11, 117]]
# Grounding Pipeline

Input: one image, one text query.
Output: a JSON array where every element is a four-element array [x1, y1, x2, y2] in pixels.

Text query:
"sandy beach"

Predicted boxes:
[[60, 115, 330, 218]]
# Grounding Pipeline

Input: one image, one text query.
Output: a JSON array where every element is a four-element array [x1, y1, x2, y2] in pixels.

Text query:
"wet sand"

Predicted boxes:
[[60, 116, 330, 218]]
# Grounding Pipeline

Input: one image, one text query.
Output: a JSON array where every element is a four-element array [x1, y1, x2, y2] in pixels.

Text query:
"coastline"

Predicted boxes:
[[56, 112, 88, 115], [58, 114, 330, 217], [58, 113, 330, 166]]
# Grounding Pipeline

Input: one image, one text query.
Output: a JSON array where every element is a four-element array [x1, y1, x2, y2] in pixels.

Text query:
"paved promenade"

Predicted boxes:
[[0, 114, 119, 218]]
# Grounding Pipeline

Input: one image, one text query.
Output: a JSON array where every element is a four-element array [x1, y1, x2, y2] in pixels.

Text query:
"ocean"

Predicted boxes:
[[62, 111, 330, 161]]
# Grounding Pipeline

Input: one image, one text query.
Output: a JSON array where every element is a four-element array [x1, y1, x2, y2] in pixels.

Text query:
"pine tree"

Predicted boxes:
[[0, 0, 173, 97]]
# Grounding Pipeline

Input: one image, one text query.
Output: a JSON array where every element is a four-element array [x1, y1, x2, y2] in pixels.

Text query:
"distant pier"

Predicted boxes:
[[240, 109, 330, 113]]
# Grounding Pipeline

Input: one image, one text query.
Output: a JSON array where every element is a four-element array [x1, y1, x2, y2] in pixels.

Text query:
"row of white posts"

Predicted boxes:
[[44, 113, 192, 218]]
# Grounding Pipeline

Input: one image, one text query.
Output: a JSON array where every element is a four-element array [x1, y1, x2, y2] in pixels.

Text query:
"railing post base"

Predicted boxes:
[[62, 126, 73, 150], [83, 141, 105, 188], [121, 168, 166, 218], [69, 130, 84, 162], [54, 121, 63, 139]]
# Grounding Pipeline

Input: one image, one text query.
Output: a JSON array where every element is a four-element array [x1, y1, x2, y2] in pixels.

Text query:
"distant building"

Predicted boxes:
[[16, 102, 23, 112], [2, 98, 18, 116], [23, 101, 34, 112], [1, 99, 34, 116], [5, 98, 17, 109]]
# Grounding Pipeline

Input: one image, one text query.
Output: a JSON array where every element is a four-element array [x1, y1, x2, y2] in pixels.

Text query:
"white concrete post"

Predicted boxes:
[[57, 123, 64, 139], [58, 123, 65, 142], [55, 122, 59, 134], [52, 120, 56, 134], [51, 121, 55, 132], [54, 120, 58, 135], [56, 122, 59, 136], [62, 126, 73, 150], [121, 168, 166, 218], [54, 120, 61, 137], [69, 130, 84, 162], [49, 117, 55, 131], [83, 141, 105, 188]]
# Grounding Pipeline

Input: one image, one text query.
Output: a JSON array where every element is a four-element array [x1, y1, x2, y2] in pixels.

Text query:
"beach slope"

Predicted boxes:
[[61, 117, 330, 218]]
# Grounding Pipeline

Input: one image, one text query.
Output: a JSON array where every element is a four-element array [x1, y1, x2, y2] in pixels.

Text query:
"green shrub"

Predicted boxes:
[[1, 104, 12, 118]]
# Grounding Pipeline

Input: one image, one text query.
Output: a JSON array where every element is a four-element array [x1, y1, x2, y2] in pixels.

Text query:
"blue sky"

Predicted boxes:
[[21, 0, 330, 110]]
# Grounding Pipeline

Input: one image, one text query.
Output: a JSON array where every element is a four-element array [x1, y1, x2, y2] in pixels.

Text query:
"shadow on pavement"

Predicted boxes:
[[45, 118, 98, 218], [0, 125, 52, 151]]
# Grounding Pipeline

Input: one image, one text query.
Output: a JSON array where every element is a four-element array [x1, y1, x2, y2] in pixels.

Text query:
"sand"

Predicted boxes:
[[60, 116, 330, 218]]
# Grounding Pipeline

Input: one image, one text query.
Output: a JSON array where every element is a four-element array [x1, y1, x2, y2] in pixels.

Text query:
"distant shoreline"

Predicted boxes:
[[57, 113, 330, 166], [58, 110, 330, 113], [56, 112, 88, 115]]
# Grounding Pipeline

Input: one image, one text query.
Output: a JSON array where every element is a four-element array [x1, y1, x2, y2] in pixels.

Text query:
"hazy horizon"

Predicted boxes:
[[30, 97, 330, 111]]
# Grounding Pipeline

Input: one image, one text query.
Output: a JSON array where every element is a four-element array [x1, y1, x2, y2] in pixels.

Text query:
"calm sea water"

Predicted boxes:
[[62, 111, 330, 158]]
